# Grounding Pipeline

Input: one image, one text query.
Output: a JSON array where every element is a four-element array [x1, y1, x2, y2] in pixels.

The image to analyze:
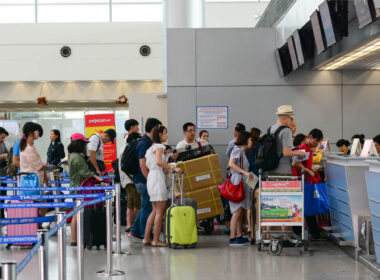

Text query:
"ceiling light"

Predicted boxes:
[[319, 38, 380, 70]]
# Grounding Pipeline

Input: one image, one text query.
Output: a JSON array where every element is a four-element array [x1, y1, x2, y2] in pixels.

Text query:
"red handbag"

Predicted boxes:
[[220, 155, 246, 203]]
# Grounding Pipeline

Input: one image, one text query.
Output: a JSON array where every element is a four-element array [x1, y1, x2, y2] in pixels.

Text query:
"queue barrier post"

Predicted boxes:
[[97, 191, 125, 277], [1, 261, 17, 280], [56, 212, 67, 280], [76, 199, 84, 280], [37, 229, 49, 280], [113, 183, 131, 256]]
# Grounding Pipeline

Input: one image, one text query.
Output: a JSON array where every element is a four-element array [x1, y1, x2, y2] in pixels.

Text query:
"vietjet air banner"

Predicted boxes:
[[85, 114, 116, 173]]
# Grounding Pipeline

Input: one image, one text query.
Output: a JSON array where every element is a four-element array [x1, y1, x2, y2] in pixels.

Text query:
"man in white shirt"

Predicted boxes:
[[87, 129, 116, 175], [176, 122, 197, 149]]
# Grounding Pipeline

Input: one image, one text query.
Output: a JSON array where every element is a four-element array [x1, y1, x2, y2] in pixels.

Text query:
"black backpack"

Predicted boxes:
[[255, 126, 288, 172], [120, 137, 149, 176]]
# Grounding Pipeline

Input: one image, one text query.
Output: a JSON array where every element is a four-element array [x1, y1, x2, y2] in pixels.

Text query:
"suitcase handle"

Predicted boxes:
[[171, 170, 184, 206]]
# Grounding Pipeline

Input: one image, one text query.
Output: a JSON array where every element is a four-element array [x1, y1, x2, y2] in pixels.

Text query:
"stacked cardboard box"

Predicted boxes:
[[174, 154, 224, 220]]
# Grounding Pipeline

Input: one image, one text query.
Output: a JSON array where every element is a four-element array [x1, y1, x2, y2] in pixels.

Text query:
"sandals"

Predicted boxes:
[[142, 239, 151, 246], [151, 241, 168, 247]]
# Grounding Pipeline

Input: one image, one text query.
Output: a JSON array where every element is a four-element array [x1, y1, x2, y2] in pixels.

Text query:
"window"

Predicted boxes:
[[112, 3, 162, 22], [0, 0, 35, 23], [38, 4, 109, 22]]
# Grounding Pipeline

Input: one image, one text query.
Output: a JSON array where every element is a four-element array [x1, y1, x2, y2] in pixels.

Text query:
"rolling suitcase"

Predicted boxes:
[[6, 200, 39, 248], [80, 177, 109, 250], [164, 172, 197, 249], [83, 206, 107, 249]]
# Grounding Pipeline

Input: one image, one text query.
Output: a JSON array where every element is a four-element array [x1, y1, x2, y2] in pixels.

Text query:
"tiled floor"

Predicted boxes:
[[1, 226, 379, 280]]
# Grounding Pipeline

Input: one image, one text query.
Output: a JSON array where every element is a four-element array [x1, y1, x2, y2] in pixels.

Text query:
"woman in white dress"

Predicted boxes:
[[228, 131, 254, 246], [143, 125, 182, 247]]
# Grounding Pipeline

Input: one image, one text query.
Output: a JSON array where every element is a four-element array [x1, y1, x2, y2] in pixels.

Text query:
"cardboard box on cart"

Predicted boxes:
[[184, 185, 224, 221], [174, 154, 224, 193]]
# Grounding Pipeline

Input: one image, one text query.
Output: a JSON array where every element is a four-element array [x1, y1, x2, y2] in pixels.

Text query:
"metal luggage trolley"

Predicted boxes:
[[257, 170, 308, 255]]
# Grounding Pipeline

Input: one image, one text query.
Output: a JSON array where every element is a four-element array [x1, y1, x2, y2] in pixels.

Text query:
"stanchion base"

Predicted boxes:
[[97, 269, 125, 277], [113, 250, 132, 256]]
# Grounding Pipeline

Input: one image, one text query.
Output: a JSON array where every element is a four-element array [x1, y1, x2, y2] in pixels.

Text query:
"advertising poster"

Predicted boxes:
[[261, 195, 303, 223], [85, 114, 116, 172]]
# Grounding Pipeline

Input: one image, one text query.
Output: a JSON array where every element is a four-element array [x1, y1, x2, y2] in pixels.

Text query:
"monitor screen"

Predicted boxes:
[[354, 0, 373, 28], [310, 10, 326, 54], [319, 1, 337, 47], [374, 0, 380, 18], [293, 30, 305, 66], [287, 36, 298, 71], [274, 49, 284, 77]]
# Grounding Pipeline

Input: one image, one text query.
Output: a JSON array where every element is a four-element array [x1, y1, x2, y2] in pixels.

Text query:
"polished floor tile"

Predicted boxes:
[[0, 226, 379, 280]]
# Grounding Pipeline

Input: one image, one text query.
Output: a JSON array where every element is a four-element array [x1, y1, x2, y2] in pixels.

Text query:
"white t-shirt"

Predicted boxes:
[[86, 134, 104, 161], [176, 139, 197, 150]]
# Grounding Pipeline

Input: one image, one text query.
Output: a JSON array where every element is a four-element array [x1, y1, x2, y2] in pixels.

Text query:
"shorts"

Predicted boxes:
[[125, 183, 141, 210]]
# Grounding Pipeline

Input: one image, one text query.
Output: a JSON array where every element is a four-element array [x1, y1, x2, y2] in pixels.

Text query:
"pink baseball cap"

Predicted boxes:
[[70, 133, 89, 142]]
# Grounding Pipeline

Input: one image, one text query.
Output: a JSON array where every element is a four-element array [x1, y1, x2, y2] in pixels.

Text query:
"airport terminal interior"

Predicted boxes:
[[1, 0, 380, 279]]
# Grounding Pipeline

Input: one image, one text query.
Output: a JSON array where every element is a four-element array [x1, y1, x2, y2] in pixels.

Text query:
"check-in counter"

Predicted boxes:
[[324, 155, 370, 247], [365, 160, 380, 263]]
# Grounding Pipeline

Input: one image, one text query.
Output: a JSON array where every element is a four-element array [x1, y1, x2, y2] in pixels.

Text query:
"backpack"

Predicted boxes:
[[255, 126, 288, 172], [120, 137, 150, 176], [6, 146, 18, 177]]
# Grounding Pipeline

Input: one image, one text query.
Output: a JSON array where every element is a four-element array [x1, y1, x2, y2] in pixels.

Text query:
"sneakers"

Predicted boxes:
[[128, 232, 142, 243], [229, 236, 249, 246]]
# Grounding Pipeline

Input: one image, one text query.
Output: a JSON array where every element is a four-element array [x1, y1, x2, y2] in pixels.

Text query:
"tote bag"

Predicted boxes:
[[19, 172, 40, 196], [304, 182, 329, 216]]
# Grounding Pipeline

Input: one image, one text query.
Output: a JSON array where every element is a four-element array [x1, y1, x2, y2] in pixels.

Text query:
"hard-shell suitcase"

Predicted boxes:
[[6, 200, 39, 248], [83, 206, 107, 250], [80, 177, 109, 250], [164, 172, 197, 249]]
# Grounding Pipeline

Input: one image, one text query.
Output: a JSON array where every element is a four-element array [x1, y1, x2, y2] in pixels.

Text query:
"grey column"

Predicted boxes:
[[162, 0, 205, 92]]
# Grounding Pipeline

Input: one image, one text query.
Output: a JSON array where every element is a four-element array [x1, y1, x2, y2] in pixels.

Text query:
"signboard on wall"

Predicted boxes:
[[196, 106, 228, 129], [84, 113, 117, 172]]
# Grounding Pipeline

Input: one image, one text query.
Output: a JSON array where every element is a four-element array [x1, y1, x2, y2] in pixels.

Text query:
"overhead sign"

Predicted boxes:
[[196, 106, 228, 129]]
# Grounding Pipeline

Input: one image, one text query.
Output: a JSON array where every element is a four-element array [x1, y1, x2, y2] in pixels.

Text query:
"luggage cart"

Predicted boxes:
[[257, 171, 308, 256]]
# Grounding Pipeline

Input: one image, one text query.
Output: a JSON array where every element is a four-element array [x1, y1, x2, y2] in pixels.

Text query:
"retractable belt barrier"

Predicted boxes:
[[0, 185, 115, 191], [10, 193, 114, 276]]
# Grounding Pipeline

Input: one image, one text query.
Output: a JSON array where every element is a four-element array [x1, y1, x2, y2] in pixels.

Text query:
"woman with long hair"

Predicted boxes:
[[143, 125, 182, 247], [20, 122, 46, 186]]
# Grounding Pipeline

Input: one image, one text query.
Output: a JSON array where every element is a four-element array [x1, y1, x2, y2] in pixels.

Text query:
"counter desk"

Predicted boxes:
[[365, 160, 380, 263], [324, 155, 370, 247]]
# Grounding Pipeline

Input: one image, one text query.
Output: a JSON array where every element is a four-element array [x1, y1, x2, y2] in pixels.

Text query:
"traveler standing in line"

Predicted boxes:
[[176, 122, 197, 149], [68, 133, 102, 246], [199, 130, 209, 142], [0, 127, 9, 176], [87, 129, 116, 175], [247, 127, 261, 176], [128, 117, 162, 242], [265, 105, 305, 243], [0, 127, 9, 219], [20, 123, 46, 185], [226, 123, 246, 158], [119, 119, 141, 232], [19, 122, 48, 216], [292, 129, 324, 239], [228, 131, 254, 246], [47, 129, 65, 167], [143, 125, 182, 247], [267, 105, 305, 176]]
